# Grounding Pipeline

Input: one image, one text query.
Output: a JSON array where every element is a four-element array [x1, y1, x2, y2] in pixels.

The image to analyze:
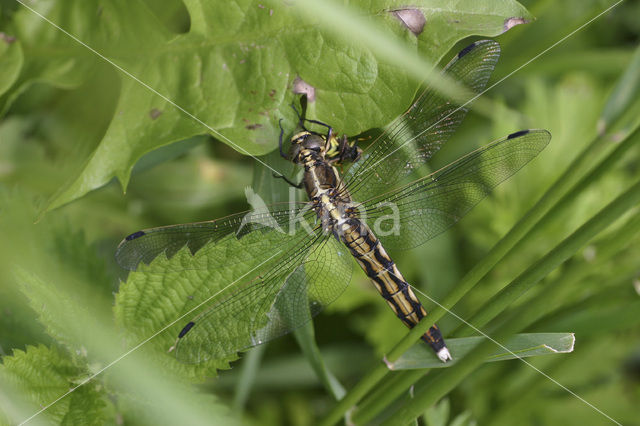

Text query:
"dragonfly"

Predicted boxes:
[[115, 39, 551, 364]]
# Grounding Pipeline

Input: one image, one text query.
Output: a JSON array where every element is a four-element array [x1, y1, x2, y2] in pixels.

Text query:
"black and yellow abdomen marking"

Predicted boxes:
[[338, 219, 449, 358], [294, 143, 451, 361]]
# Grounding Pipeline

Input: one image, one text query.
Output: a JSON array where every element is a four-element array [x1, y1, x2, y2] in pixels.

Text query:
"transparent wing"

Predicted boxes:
[[115, 202, 311, 271], [357, 130, 551, 251], [173, 235, 353, 363], [117, 202, 354, 363], [342, 40, 501, 202]]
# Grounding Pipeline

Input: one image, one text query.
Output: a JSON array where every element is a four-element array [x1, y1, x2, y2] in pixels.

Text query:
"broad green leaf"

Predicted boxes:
[[0, 345, 107, 426], [114, 216, 354, 379], [390, 333, 575, 370], [4, 0, 532, 212], [0, 0, 98, 114], [114, 242, 262, 378]]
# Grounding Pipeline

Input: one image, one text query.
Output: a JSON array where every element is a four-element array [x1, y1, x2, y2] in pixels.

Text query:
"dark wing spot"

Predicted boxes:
[[507, 129, 530, 139], [125, 230, 146, 241], [458, 42, 477, 59], [178, 321, 195, 338]]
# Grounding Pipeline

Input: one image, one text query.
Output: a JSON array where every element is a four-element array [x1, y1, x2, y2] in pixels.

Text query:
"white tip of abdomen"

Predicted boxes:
[[437, 347, 453, 362]]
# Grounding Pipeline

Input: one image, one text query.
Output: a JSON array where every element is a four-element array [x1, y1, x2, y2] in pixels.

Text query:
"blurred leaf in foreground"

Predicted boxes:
[[0, 345, 107, 425]]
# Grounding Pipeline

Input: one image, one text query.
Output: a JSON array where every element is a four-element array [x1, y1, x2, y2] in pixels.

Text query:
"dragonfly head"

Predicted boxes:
[[288, 131, 326, 164]]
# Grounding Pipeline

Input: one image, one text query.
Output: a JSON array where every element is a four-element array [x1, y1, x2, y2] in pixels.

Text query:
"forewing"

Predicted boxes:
[[174, 235, 353, 363], [115, 202, 310, 271], [359, 130, 551, 251], [343, 40, 501, 202]]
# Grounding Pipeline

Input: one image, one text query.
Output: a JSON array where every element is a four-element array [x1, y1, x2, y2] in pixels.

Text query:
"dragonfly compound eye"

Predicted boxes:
[[301, 134, 325, 152]]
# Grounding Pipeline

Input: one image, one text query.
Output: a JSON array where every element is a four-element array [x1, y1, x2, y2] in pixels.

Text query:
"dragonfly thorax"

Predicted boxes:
[[288, 131, 325, 164], [288, 131, 361, 165]]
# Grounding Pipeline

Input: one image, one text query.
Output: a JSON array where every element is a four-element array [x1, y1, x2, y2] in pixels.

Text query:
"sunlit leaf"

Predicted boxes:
[[4, 0, 531, 211], [390, 333, 575, 370]]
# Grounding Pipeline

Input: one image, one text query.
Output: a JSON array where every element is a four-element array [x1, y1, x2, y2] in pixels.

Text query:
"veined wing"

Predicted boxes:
[[356, 130, 551, 252], [173, 235, 352, 363], [117, 202, 353, 363], [116, 202, 312, 271], [342, 40, 500, 202]]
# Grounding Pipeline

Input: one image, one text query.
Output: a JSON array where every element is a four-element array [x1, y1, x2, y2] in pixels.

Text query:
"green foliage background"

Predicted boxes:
[[0, 0, 639, 425]]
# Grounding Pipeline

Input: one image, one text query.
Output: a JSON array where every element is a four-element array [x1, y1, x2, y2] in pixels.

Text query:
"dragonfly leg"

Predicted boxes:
[[273, 172, 303, 188], [290, 101, 334, 140]]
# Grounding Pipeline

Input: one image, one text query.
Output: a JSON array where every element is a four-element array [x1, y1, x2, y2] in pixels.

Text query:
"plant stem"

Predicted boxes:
[[355, 202, 640, 424], [320, 128, 620, 426], [384, 178, 640, 425], [454, 126, 640, 335]]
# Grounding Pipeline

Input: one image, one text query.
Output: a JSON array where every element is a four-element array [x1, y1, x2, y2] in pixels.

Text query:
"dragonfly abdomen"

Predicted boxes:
[[338, 218, 451, 361]]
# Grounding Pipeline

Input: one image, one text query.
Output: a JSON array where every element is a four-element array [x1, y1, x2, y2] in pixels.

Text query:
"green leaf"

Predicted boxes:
[[0, 36, 23, 97], [0, 345, 107, 426], [10, 212, 114, 353], [0, 0, 98, 114], [598, 43, 640, 136], [390, 333, 575, 370], [293, 320, 346, 400], [5, 0, 531, 212], [114, 243, 254, 379], [423, 398, 450, 426]]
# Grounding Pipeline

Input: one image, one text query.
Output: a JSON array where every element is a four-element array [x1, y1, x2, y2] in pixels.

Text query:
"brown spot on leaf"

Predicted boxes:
[[292, 77, 315, 102], [246, 123, 263, 130], [390, 9, 426, 36], [149, 108, 162, 120], [0, 32, 17, 44], [503, 17, 529, 32], [268, 89, 276, 98]]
